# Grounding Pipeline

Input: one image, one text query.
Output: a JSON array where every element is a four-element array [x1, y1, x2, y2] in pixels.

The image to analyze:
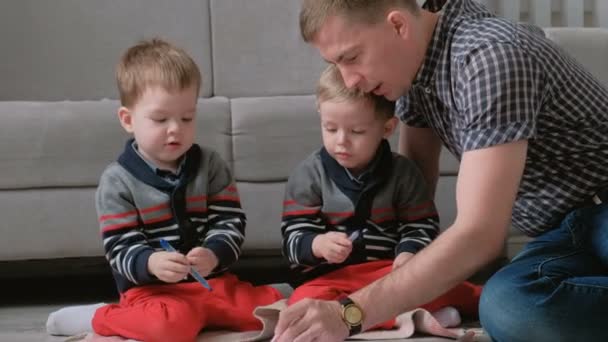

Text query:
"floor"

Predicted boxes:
[[0, 274, 116, 342], [0, 270, 487, 342]]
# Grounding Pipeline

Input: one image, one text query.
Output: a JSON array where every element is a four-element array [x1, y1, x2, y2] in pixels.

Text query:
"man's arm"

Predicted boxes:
[[398, 123, 442, 198], [273, 140, 527, 341], [352, 140, 527, 330]]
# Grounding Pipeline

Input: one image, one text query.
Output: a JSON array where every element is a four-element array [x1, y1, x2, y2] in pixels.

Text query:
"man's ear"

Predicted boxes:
[[386, 10, 410, 38], [383, 116, 399, 138], [117, 106, 134, 133]]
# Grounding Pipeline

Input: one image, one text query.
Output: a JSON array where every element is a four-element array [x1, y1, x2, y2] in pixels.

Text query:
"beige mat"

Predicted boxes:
[[69, 299, 488, 342]]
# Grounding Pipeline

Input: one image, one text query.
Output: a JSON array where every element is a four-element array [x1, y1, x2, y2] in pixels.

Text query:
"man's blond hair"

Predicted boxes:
[[300, 0, 419, 42], [317, 64, 395, 120], [116, 38, 201, 107]]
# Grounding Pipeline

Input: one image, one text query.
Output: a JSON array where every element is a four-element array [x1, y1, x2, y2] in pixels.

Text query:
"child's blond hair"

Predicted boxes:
[[316, 64, 395, 120], [116, 38, 201, 107], [300, 0, 419, 42]]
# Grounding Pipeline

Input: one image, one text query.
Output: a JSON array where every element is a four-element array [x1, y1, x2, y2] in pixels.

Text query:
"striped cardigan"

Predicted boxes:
[[282, 140, 439, 282], [96, 140, 245, 293]]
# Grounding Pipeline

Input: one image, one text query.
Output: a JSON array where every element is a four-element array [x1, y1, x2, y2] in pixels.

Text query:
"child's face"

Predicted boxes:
[[118, 85, 198, 172], [319, 98, 397, 175]]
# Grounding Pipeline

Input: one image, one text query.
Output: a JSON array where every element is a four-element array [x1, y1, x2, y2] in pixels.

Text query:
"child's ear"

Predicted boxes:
[[383, 116, 399, 138], [117, 106, 134, 134]]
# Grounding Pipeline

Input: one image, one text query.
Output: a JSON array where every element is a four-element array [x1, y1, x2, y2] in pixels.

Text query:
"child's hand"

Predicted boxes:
[[148, 251, 190, 283], [186, 247, 219, 277], [312, 232, 353, 264], [392, 252, 414, 270]]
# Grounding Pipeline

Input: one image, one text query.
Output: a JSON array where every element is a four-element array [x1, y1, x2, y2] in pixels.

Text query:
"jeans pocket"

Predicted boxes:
[[561, 208, 588, 249]]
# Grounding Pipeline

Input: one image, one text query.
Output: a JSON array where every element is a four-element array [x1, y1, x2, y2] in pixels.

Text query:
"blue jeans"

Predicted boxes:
[[479, 203, 608, 342]]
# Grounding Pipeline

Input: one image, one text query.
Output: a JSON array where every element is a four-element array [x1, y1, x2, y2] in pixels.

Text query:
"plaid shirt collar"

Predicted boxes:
[[413, 0, 458, 87]]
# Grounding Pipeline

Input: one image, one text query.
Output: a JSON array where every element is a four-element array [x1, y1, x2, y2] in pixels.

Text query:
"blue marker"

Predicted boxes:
[[159, 239, 213, 291], [348, 230, 361, 241]]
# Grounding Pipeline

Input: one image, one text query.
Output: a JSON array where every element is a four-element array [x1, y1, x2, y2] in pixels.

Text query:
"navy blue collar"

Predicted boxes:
[[117, 138, 201, 192], [131, 141, 186, 184], [320, 139, 393, 197]]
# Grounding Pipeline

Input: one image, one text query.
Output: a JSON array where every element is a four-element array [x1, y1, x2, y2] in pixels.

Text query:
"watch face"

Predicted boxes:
[[344, 305, 363, 325]]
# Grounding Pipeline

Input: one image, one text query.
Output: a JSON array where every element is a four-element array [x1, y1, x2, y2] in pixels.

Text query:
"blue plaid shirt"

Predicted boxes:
[[399, 0, 608, 236]]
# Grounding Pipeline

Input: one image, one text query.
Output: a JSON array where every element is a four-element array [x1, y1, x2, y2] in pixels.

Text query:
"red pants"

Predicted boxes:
[[92, 273, 283, 342], [288, 260, 482, 329]]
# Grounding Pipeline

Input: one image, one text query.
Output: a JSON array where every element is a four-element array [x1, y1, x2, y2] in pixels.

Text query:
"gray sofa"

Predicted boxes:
[[1, 1, 607, 280]]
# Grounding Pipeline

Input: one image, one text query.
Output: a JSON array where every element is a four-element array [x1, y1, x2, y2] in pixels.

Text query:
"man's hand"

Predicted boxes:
[[148, 251, 190, 283], [273, 298, 349, 342], [392, 252, 414, 270], [186, 247, 219, 277], [312, 232, 353, 264]]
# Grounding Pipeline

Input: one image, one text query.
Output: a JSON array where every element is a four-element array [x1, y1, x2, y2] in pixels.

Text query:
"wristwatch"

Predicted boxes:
[[338, 297, 364, 336]]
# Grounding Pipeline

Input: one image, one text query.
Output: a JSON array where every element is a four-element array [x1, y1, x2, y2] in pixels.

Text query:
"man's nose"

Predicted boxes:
[[339, 67, 362, 90]]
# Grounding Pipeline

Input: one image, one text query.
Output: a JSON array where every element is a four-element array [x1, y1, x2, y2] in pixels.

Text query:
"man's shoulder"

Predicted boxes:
[[449, 17, 546, 61]]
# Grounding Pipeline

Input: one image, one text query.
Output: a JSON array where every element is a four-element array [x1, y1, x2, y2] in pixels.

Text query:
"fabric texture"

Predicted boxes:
[[282, 141, 439, 282], [92, 274, 282, 342], [397, 0, 608, 236], [479, 201, 608, 342], [288, 260, 482, 330], [77, 297, 488, 342], [96, 140, 245, 293]]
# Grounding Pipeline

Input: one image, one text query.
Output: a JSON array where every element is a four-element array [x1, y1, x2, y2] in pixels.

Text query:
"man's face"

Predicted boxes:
[[313, 12, 420, 101]]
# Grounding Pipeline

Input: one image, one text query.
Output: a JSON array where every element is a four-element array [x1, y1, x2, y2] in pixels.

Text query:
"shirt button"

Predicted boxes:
[[424, 87, 432, 94]]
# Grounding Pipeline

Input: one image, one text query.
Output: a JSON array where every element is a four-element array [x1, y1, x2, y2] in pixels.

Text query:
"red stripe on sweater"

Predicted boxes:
[[143, 213, 173, 225], [99, 210, 138, 222], [187, 207, 208, 213], [371, 207, 394, 215], [101, 221, 139, 233], [187, 195, 208, 202], [209, 195, 240, 202], [325, 211, 353, 217], [99, 203, 169, 223], [372, 215, 397, 224], [399, 201, 434, 212], [283, 208, 319, 216]]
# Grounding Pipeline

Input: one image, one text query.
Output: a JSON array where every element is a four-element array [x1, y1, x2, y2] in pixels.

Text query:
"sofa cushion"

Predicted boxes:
[[0, 98, 231, 189], [238, 182, 286, 253], [0, 188, 101, 260], [210, 0, 326, 97], [0, 0, 214, 100], [231, 95, 321, 182]]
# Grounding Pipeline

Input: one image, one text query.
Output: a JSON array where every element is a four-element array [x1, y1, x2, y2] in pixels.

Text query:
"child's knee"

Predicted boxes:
[[144, 319, 200, 342]]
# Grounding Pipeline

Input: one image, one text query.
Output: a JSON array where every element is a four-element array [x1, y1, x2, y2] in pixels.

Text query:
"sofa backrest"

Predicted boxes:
[[0, 0, 607, 260]]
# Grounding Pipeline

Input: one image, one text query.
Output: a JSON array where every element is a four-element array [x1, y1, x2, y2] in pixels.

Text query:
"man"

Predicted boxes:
[[273, 1, 608, 341]]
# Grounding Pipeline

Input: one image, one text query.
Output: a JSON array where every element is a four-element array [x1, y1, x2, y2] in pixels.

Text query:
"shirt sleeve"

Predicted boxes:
[[394, 158, 440, 254], [203, 150, 245, 270], [281, 156, 327, 267], [96, 168, 156, 285], [455, 42, 544, 152]]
